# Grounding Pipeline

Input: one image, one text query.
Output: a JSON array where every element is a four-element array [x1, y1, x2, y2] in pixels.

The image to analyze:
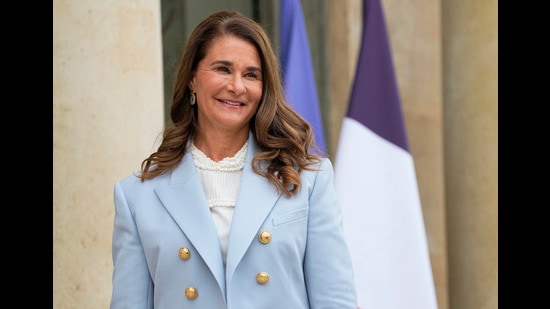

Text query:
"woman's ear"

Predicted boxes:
[[188, 77, 195, 92]]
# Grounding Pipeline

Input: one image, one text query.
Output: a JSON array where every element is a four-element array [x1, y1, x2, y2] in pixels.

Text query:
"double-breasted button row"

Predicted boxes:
[[179, 247, 196, 300], [178, 230, 272, 300], [256, 230, 272, 284]]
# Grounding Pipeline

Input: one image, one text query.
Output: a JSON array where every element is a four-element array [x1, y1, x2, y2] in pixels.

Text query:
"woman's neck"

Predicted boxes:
[[193, 130, 249, 162]]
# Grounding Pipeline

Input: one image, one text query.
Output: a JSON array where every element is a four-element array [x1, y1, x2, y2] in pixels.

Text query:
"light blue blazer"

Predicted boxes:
[[110, 133, 357, 308]]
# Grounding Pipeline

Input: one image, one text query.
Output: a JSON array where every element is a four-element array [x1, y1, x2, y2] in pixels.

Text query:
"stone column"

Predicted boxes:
[[442, 0, 498, 308], [53, 1, 164, 308]]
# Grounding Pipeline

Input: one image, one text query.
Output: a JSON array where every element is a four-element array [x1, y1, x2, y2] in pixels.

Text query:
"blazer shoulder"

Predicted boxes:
[[299, 157, 334, 186], [306, 157, 334, 175], [115, 167, 172, 190]]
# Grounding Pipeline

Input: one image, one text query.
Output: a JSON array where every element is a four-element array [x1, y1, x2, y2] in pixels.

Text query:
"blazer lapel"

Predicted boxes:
[[154, 152, 226, 296], [225, 135, 282, 282]]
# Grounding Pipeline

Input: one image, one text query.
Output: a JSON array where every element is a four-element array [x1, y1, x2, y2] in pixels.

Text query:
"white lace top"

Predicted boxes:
[[191, 141, 248, 268]]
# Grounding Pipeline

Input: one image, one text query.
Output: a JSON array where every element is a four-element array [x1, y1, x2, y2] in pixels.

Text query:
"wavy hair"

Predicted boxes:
[[139, 10, 323, 197]]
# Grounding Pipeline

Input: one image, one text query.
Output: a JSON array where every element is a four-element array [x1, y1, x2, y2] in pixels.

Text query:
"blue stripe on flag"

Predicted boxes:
[[280, 0, 327, 153]]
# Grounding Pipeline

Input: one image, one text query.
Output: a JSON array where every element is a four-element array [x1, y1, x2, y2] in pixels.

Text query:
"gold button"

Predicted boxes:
[[256, 272, 270, 284], [184, 286, 198, 300], [178, 247, 190, 260], [258, 230, 271, 244]]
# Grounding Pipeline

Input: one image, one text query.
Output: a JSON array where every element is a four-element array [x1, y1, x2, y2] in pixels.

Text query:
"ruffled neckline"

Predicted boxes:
[[191, 141, 248, 171]]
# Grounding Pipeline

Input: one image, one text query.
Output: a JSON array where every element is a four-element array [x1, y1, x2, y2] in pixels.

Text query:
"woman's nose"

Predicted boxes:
[[227, 75, 246, 95]]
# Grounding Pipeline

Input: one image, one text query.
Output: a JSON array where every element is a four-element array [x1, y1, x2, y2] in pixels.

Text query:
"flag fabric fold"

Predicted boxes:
[[280, 0, 326, 153], [334, 0, 439, 308]]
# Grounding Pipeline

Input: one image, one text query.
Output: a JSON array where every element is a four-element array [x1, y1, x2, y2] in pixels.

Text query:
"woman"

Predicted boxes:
[[110, 10, 357, 308]]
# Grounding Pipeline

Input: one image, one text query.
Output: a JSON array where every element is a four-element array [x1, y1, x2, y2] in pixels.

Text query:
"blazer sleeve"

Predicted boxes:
[[110, 181, 154, 309], [303, 158, 358, 308]]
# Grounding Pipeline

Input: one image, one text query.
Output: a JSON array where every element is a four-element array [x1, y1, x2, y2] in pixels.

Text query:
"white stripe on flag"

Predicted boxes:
[[335, 117, 438, 309]]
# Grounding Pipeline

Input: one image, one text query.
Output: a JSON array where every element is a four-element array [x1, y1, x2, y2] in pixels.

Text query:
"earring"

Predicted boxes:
[[190, 92, 196, 105]]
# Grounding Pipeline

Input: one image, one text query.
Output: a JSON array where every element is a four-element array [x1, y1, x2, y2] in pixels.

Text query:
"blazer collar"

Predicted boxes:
[[154, 147, 226, 295]]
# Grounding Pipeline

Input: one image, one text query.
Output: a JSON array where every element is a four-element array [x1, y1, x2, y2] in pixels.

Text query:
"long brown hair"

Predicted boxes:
[[139, 10, 323, 197]]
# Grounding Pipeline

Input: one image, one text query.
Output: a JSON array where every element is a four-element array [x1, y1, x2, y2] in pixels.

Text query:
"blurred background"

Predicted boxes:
[[53, 0, 497, 308]]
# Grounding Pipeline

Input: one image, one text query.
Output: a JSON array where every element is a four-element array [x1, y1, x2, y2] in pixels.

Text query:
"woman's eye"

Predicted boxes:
[[245, 72, 259, 79], [216, 66, 230, 73]]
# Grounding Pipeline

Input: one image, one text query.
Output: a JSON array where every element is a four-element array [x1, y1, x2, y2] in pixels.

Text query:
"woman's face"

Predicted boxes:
[[190, 35, 263, 135]]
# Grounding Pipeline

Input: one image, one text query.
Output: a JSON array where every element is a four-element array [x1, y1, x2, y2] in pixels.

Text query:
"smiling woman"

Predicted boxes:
[[110, 10, 357, 309], [189, 35, 263, 155]]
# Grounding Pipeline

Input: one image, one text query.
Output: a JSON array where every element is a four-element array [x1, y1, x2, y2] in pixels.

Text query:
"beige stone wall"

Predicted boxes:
[[442, 0, 498, 308], [53, 0, 497, 308], [53, 1, 164, 308]]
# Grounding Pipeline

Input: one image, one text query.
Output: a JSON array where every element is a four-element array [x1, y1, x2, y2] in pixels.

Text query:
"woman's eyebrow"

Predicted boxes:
[[210, 60, 262, 72]]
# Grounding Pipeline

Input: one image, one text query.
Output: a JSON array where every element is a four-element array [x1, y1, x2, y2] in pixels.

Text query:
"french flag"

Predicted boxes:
[[280, 0, 327, 153], [334, 0, 439, 308]]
